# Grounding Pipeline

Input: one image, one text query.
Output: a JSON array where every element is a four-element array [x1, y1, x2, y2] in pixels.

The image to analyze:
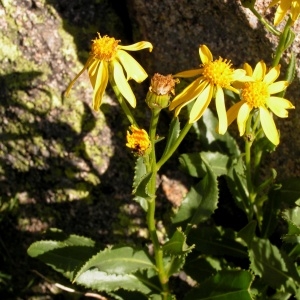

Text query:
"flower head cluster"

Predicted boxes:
[[226, 61, 295, 145], [269, 0, 300, 25], [65, 33, 153, 111], [169, 45, 248, 134], [126, 125, 151, 156]]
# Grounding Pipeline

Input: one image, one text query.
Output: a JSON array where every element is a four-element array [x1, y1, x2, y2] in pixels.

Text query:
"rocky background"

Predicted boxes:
[[0, 0, 299, 298]]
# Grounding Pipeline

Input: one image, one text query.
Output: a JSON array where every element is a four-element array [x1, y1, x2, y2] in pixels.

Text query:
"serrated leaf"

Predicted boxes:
[[184, 254, 222, 283], [163, 228, 194, 255], [75, 269, 152, 294], [161, 117, 180, 159], [27, 236, 97, 281], [238, 220, 257, 246], [279, 178, 300, 206], [195, 108, 241, 156], [282, 207, 300, 244], [172, 155, 218, 225], [188, 226, 247, 258], [132, 157, 151, 211], [261, 185, 282, 238], [163, 254, 186, 278], [249, 237, 300, 294], [226, 157, 250, 216], [184, 270, 253, 300], [75, 246, 155, 281], [179, 151, 229, 178]]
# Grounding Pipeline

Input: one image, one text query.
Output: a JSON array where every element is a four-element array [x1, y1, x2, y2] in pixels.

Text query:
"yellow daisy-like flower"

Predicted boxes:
[[126, 125, 151, 156], [169, 45, 247, 134], [269, 0, 300, 25], [65, 33, 153, 111], [226, 61, 295, 145]]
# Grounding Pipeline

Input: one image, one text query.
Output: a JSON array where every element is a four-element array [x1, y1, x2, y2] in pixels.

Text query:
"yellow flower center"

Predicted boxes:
[[241, 82, 269, 108], [202, 58, 234, 87], [91, 33, 120, 61], [126, 126, 151, 156]]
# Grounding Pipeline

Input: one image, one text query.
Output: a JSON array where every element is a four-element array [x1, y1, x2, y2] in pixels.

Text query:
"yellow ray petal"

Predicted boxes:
[[267, 96, 295, 117], [274, 0, 292, 25], [169, 78, 206, 111], [65, 57, 93, 96], [91, 60, 109, 111], [189, 84, 213, 123], [263, 65, 280, 85], [232, 69, 247, 81], [215, 86, 227, 134], [113, 60, 136, 108], [199, 45, 213, 64], [88, 59, 101, 88], [226, 101, 246, 127], [260, 106, 279, 145], [291, 0, 300, 21], [268, 81, 289, 94], [253, 61, 266, 81], [174, 69, 203, 78], [243, 63, 253, 76], [119, 41, 153, 52], [237, 102, 251, 136], [116, 50, 148, 82]]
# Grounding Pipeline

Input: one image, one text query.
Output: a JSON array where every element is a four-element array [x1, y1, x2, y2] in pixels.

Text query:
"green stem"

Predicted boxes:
[[244, 113, 256, 219], [156, 122, 193, 171], [109, 76, 138, 127], [249, 6, 280, 36], [147, 108, 170, 296], [272, 17, 293, 67]]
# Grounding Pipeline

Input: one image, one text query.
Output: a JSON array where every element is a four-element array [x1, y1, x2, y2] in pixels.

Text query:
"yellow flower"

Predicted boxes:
[[65, 33, 153, 111], [126, 125, 151, 156], [269, 0, 300, 25], [169, 45, 247, 134], [226, 61, 295, 145]]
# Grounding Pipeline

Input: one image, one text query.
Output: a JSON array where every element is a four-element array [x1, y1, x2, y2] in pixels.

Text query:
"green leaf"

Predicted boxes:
[[184, 253, 222, 283], [249, 237, 300, 294], [172, 155, 218, 225], [132, 157, 152, 211], [75, 246, 155, 281], [179, 152, 206, 178], [282, 207, 300, 244], [179, 151, 229, 177], [161, 117, 180, 159], [27, 234, 97, 281], [226, 157, 250, 216], [75, 269, 152, 294], [279, 178, 300, 206], [189, 226, 247, 258], [261, 185, 282, 238], [163, 228, 194, 255], [238, 221, 257, 246], [184, 270, 253, 300], [195, 108, 241, 157]]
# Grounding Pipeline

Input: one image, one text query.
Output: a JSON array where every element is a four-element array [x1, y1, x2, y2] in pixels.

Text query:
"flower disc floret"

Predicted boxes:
[[241, 82, 269, 108], [202, 58, 234, 88], [91, 34, 120, 61]]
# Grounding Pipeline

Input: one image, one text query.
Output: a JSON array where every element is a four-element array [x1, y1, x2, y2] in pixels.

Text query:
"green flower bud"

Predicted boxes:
[[146, 73, 179, 109]]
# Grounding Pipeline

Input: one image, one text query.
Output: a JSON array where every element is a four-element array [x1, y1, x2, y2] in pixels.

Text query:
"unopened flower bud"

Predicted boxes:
[[146, 73, 179, 109]]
